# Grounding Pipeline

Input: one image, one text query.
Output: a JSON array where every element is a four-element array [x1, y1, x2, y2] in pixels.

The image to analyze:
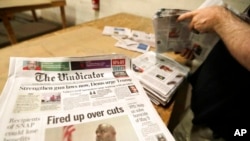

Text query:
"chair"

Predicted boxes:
[[0, 0, 67, 44]]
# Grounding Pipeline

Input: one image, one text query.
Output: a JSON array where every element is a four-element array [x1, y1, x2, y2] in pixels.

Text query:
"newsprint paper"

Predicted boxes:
[[132, 52, 190, 106], [0, 54, 175, 141], [152, 8, 220, 66]]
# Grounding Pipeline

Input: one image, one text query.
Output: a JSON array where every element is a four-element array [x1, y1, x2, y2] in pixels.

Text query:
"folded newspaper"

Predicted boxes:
[[132, 51, 190, 106], [152, 8, 220, 67], [0, 54, 175, 141]]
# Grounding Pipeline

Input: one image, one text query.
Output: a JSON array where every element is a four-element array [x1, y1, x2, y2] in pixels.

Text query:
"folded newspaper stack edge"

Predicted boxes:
[[132, 51, 190, 106]]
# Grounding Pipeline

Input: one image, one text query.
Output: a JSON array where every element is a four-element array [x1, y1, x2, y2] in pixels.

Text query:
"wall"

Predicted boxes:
[[40, 0, 249, 26], [40, 0, 204, 26]]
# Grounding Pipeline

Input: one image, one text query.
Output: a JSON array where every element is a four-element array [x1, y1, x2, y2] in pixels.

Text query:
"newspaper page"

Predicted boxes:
[[132, 51, 190, 106], [0, 54, 175, 141], [102, 26, 155, 53], [152, 8, 220, 65]]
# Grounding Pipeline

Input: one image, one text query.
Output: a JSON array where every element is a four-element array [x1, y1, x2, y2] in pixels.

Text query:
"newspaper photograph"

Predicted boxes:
[[132, 51, 190, 106], [0, 54, 175, 141]]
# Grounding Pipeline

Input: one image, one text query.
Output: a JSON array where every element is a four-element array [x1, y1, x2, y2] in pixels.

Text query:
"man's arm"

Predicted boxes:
[[178, 6, 250, 71]]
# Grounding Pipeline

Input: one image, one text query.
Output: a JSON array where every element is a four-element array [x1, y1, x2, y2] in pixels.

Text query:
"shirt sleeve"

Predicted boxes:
[[240, 5, 250, 23]]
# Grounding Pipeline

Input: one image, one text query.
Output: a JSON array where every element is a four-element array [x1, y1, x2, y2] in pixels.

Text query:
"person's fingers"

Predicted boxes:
[[178, 12, 199, 34], [193, 22, 205, 33], [188, 20, 194, 30], [188, 17, 206, 34], [177, 12, 194, 21]]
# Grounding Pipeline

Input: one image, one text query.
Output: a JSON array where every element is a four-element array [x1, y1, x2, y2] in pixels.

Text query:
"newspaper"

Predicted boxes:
[[114, 38, 151, 53], [152, 8, 220, 67], [132, 51, 190, 106], [102, 26, 155, 53], [0, 54, 175, 141]]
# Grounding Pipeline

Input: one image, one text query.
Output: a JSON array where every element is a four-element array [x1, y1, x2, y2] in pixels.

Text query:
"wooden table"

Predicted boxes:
[[0, 0, 67, 45], [0, 12, 188, 127]]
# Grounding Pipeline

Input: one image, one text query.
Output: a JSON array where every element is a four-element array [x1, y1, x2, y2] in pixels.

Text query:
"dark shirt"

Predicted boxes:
[[189, 40, 250, 140]]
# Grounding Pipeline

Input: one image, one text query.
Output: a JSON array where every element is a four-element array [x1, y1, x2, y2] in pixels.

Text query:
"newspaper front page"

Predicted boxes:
[[0, 54, 175, 141]]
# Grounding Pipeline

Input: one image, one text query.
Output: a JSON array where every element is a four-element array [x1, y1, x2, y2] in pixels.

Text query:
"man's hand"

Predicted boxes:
[[177, 6, 229, 33], [177, 5, 250, 71]]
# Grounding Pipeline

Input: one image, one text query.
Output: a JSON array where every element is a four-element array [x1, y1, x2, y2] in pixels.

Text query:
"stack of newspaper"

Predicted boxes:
[[0, 54, 175, 141], [132, 51, 190, 106]]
